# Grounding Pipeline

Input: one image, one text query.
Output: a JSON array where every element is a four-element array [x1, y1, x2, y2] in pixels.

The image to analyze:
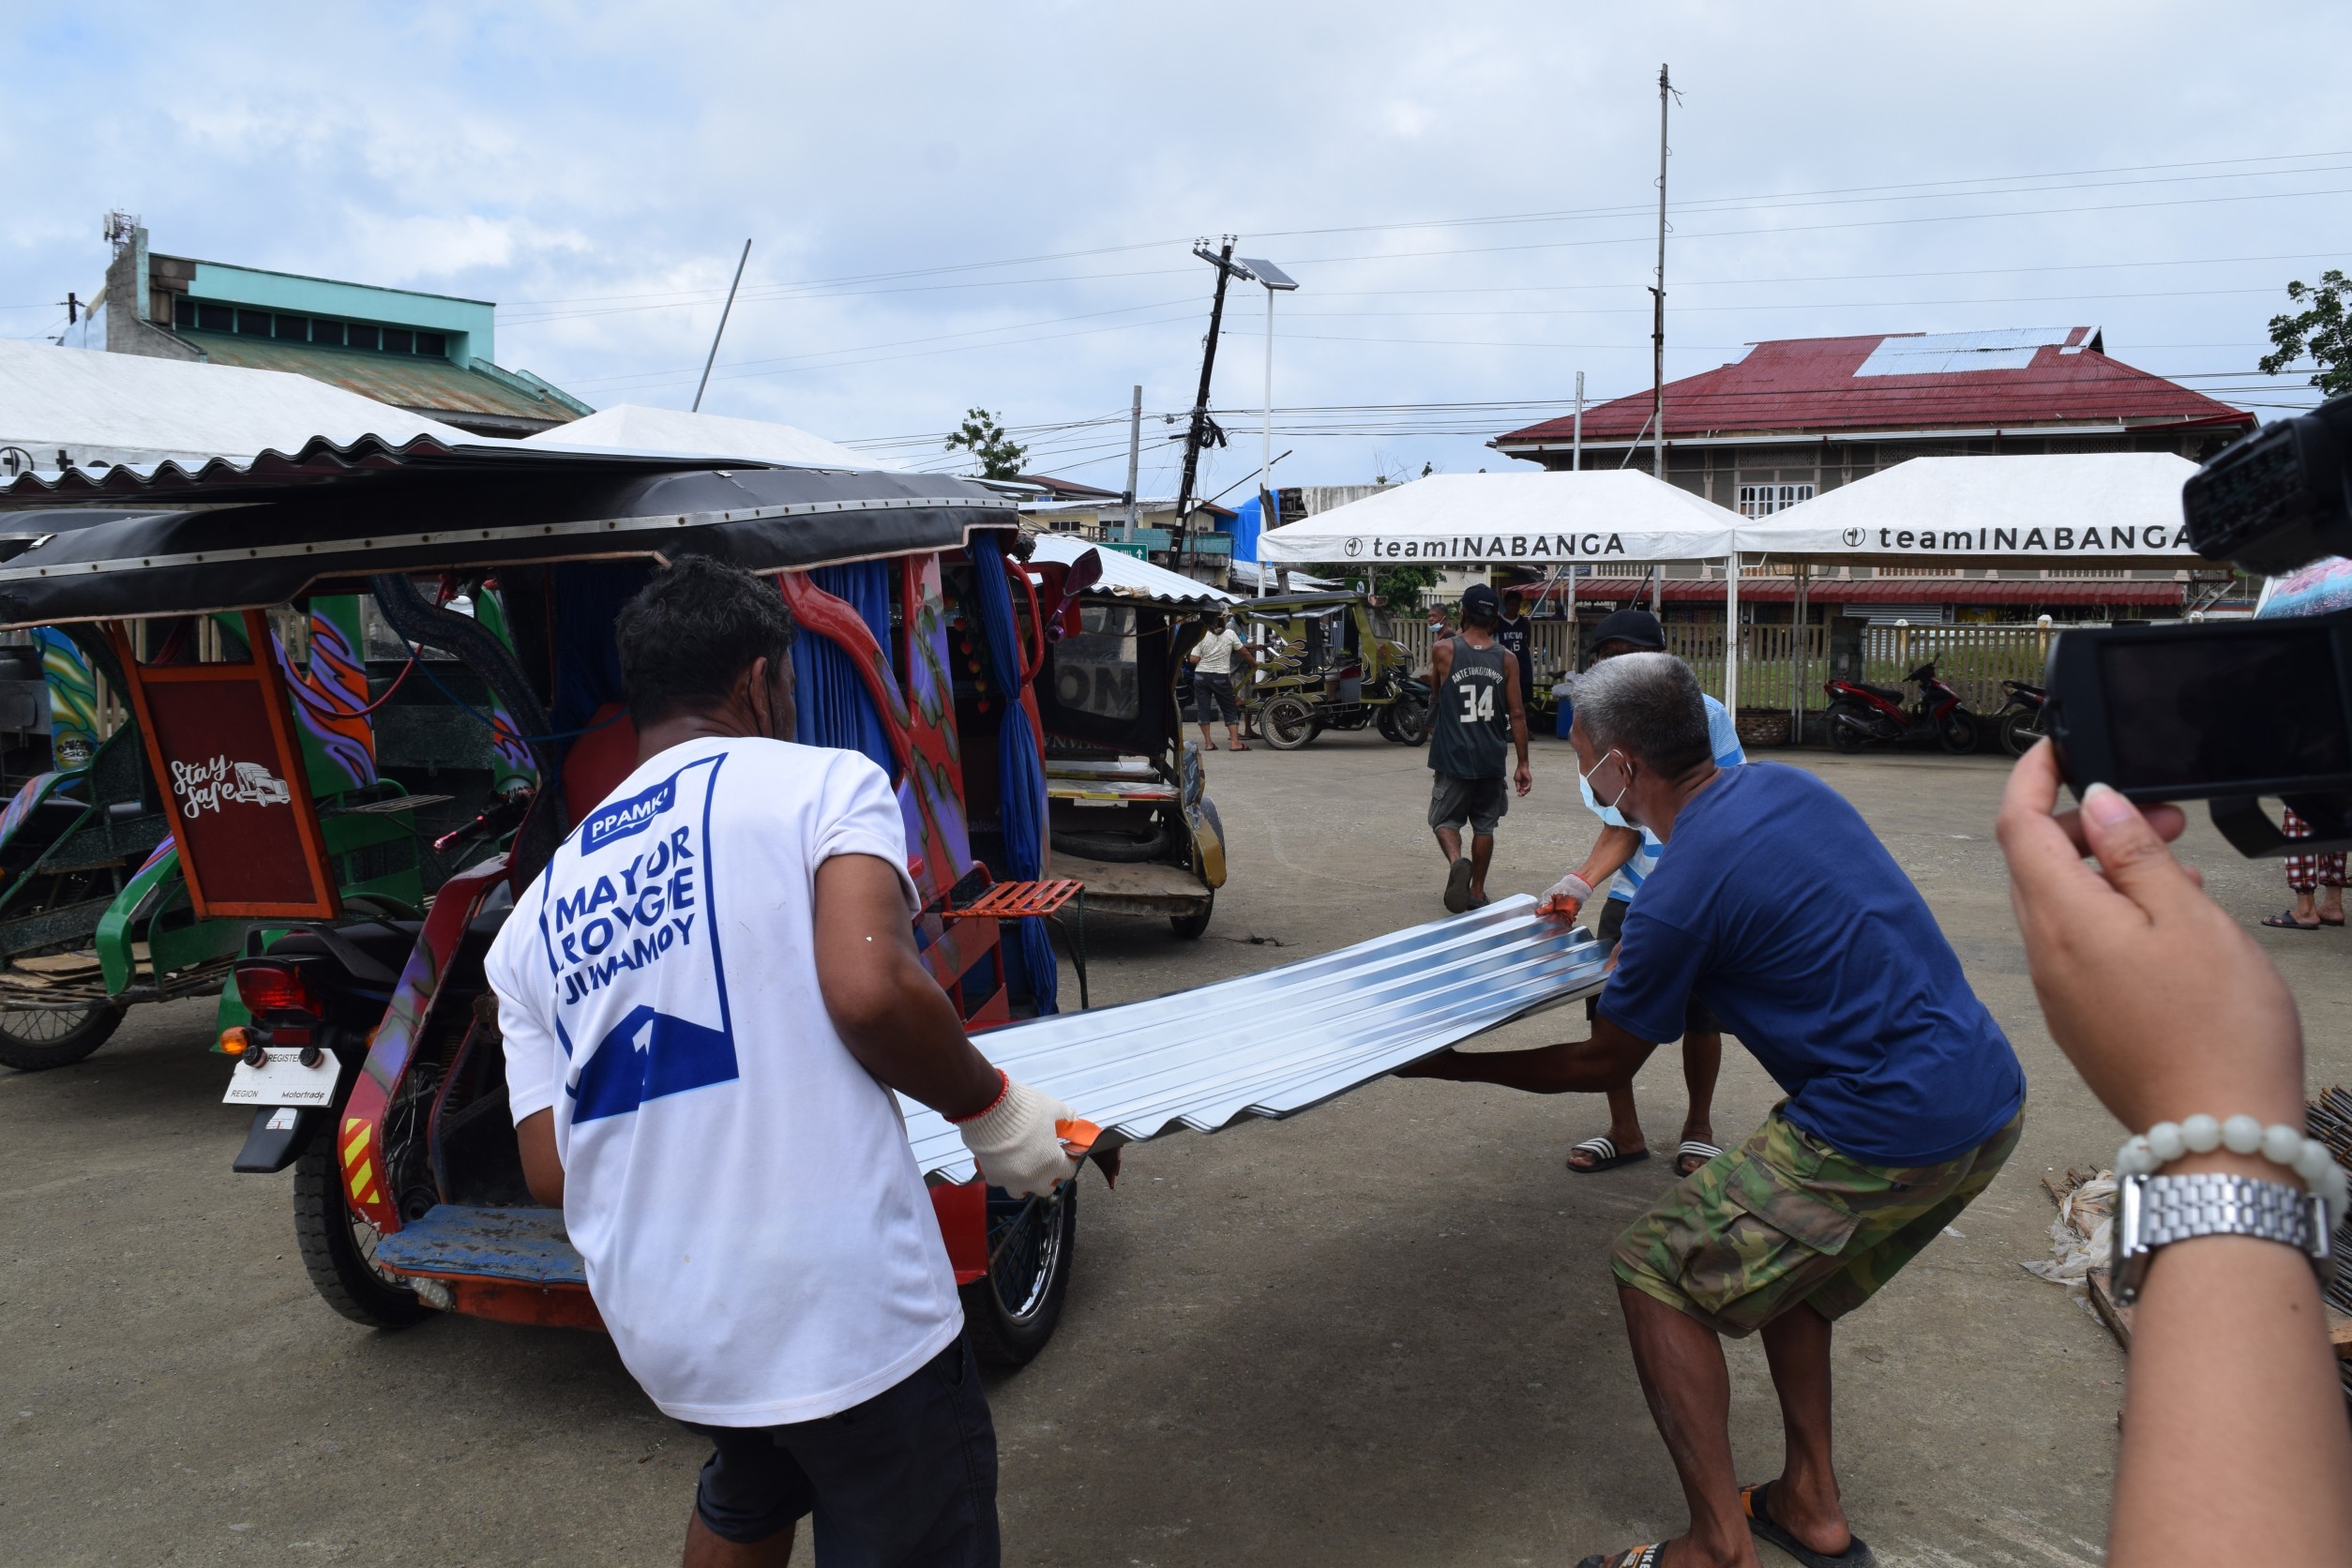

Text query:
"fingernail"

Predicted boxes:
[[2082, 782, 2136, 829]]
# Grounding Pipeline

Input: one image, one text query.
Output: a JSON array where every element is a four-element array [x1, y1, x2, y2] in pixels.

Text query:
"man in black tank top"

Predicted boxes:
[[1494, 589, 1537, 715], [1427, 583, 1532, 912]]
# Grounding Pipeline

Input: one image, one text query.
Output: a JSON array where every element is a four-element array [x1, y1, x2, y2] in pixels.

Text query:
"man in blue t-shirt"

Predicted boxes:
[[1543, 609, 1746, 1181], [1403, 651, 2024, 1568]]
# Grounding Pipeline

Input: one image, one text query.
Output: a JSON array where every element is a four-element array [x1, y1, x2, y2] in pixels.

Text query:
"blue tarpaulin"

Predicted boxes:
[[793, 562, 897, 782], [1230, 493, 1269, 564], [968, 535, 1059, 1015]]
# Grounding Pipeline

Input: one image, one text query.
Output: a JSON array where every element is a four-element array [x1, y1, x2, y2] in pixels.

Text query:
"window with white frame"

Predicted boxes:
[[1737, 482, 1815, 517]]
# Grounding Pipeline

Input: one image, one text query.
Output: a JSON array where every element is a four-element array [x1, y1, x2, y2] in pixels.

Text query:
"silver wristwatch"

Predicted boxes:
[[2112, 1171, 2335, 1305]]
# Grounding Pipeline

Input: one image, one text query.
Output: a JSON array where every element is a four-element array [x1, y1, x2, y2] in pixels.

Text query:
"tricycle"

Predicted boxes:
[[0, 441, 1084, 1365], [0, 596, 530, 1070], [1026, 537, 1229, 942], [1233, 592, 1430, 751]]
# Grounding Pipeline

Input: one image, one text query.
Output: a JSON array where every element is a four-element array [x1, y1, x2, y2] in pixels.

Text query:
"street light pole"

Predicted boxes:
[[1236, 256, 1298, 598]]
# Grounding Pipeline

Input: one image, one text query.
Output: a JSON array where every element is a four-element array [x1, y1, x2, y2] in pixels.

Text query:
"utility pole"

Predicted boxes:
[[1174, 237, 1243, 565], [60, 293, 79, 326], [1571, 369, 1584, 471], [1122, 384, 1142, 542], [1651, 64, 1678, 620], [692, 239, 752, 414], [1650, 64, 1675, 489]]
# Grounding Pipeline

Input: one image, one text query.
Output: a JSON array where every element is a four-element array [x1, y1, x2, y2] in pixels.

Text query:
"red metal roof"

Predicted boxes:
[[1560, 576, 2185, 609], [1494, 329, 2254, 449]]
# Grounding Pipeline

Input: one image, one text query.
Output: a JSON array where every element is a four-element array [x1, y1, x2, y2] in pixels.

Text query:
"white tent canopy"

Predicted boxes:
[[522, 403, 889, 471], [0, 339, 475, 470], [1259, 468, 1747, 704], [1026, 532, 1235, 606], [1256, 470, 1741, 568], [1739, 453, 2203, 569]]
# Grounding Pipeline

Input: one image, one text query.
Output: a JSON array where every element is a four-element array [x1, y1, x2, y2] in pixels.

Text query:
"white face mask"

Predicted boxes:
[[1578, 748, 1632, 828]]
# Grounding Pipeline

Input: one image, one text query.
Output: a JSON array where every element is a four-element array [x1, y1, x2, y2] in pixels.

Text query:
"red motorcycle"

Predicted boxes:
[[1824, 661, 1979, 755]]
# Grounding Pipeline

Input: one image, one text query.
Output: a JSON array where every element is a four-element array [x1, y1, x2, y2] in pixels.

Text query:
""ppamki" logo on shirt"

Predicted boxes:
[[583, 775, 678, 852]]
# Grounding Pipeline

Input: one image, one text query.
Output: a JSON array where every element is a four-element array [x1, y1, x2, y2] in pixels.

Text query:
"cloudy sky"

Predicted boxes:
[[3, 2, 2344, 494]]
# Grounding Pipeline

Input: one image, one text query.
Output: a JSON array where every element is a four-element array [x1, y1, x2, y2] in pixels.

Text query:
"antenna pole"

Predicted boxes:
[[692, 239, 752, 413]]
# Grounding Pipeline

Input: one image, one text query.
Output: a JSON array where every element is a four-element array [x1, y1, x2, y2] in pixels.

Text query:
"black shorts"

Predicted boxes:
[[1194, 671, 1241, 725], [686, 1338, 999, 1563], [1586, 897, 1720, 1036], [1428, 771, 1508, 837]]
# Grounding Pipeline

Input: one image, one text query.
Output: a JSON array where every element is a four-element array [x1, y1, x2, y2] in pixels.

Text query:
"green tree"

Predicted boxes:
[[942, 407, 1029, 479], [2259, 270, 2352, 397], [1308, 561, 1441, 611]]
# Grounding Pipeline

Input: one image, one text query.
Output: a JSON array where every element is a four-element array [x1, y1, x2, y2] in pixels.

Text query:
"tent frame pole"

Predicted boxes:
[[1724, 551, 1740, 713]]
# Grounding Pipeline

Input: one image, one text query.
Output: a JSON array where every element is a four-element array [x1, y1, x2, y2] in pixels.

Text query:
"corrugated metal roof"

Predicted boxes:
[[1494, 330, 2253, 448], [524, 404, 884, 471], [183, 333, 579, 428], [901, 896, 1608, 1182], [1566, 577, 2185, 607], [0, 429, 679, 506]]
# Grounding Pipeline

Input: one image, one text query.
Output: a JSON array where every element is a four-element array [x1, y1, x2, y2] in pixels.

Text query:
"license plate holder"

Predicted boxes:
[[222, 1049, 341, 1108]]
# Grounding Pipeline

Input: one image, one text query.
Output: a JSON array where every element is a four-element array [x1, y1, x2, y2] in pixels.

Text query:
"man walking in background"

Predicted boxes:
[[1188, 609, 1253, 752], [1544, 609, 1747, 1179], [1495, 587, 1537, 717], [1428, 583, 1531, 912]]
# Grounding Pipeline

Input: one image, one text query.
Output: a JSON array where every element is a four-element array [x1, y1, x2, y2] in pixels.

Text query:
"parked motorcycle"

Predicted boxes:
[[1824, 662, 1979, 755], [1993, 679, 2048, 758]]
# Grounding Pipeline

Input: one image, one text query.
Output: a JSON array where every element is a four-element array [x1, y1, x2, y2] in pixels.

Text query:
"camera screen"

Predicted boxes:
[[2100, 627, 2352, 791]]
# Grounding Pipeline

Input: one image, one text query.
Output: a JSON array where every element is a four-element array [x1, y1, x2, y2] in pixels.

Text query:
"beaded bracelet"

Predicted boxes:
[[2115, 1113, 2350, 1224]]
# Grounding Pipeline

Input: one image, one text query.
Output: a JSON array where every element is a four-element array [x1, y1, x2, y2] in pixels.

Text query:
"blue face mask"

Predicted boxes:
[[1578, 749, 1631, 828]]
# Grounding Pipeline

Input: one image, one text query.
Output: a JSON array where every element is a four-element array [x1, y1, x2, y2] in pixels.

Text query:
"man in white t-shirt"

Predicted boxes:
[[1186, 610, 1253, 751], [1541, 609, 1746, 1181], [487, 555, 1086, 1568]]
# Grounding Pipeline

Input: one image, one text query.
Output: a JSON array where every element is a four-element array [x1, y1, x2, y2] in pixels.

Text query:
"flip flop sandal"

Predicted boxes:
[[2263, 911, 2323, 929], [1443, 857, 1475, 913], [2324, 913, 2346, 926], [1566, 1136, 1651, 1174], [1574, 1545, 1662, 1568], [1742, 1481, 1877, 1567], [1229, 743, 1252, 751], [1675, 1139, 1725, 1177]]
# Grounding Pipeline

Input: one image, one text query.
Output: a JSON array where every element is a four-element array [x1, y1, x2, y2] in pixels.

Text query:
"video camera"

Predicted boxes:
[[2047, 394, 2352, 856]]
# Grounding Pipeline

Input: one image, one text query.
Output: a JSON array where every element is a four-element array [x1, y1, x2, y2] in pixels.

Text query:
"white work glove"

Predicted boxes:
[[1539, 872, 1594, 918], [951, 1071, 1084, 1197]]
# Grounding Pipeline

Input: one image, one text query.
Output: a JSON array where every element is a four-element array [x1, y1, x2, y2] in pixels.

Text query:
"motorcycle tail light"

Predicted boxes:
[[236, 963, 316, 1017]]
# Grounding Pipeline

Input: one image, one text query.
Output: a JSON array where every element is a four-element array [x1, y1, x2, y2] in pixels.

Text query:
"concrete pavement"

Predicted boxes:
[[5, 731, 2340, 1566]]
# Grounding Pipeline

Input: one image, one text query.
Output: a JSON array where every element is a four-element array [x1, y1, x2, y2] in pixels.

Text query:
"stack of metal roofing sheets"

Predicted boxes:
[[904, 894, 1610, 1182]]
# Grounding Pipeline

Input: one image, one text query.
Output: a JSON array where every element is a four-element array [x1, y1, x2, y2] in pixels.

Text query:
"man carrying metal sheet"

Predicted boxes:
[[1542, 609, 1746, 1181], [1403, 651, 2024, 1568], [488, 557, 1087, 1568], [1428, 583, 1533, 912]]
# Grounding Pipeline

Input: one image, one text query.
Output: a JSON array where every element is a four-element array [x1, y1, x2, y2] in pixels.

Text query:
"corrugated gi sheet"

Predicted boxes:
[[905, 894, 1608, 1181]]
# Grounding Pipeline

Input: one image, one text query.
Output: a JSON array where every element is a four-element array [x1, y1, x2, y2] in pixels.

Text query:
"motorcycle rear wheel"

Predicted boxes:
[[1998, 708, 2046, 758], [1938, 710, 1981, 755], [1827, 701, 1870, 755], [1261, 696, 1318, 751]]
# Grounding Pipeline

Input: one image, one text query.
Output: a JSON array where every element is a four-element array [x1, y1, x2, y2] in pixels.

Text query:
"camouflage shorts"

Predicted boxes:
[[1611, 1101, 2025, 1338]]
